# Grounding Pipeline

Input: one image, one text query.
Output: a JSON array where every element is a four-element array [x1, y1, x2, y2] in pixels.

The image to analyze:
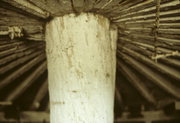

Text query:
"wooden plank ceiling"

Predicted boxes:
[[0, 0, 179, 119]]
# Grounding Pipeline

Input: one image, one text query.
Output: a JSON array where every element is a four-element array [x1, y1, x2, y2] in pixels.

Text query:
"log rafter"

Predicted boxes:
[[0, 0, 50, 19]]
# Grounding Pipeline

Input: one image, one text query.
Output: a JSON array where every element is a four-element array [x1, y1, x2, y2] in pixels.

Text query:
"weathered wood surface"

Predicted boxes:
[[28, 0, 73, 16], [0, 0, 49, 19], [46, 13, 117, 123]]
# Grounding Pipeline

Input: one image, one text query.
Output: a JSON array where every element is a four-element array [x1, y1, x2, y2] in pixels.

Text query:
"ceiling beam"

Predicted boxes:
[[117, 51, 180, 99], [0, 0, 49, 19], [30, 79, 48, 110], [117, 60, 157, 105]]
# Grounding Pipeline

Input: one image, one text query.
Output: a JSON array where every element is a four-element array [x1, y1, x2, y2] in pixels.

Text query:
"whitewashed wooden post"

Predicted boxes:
[[45, 13, 117, 123]]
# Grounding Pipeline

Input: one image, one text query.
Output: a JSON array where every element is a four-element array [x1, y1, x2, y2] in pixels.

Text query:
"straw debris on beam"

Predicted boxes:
[[120, 46, 180, 80]]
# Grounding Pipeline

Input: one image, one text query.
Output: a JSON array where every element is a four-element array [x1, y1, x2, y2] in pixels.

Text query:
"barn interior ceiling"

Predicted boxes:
[[0, 0, 180, 122]]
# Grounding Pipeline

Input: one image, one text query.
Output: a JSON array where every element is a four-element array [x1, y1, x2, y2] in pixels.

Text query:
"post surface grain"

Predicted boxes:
[[46, 13, 117, 123]]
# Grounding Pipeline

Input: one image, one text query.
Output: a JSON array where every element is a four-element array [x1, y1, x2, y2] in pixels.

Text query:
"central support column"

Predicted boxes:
[[46, 13, 117, 123]]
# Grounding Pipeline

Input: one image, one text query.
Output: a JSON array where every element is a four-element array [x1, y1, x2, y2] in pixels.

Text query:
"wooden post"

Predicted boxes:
[[46, 13, 117, 123]]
